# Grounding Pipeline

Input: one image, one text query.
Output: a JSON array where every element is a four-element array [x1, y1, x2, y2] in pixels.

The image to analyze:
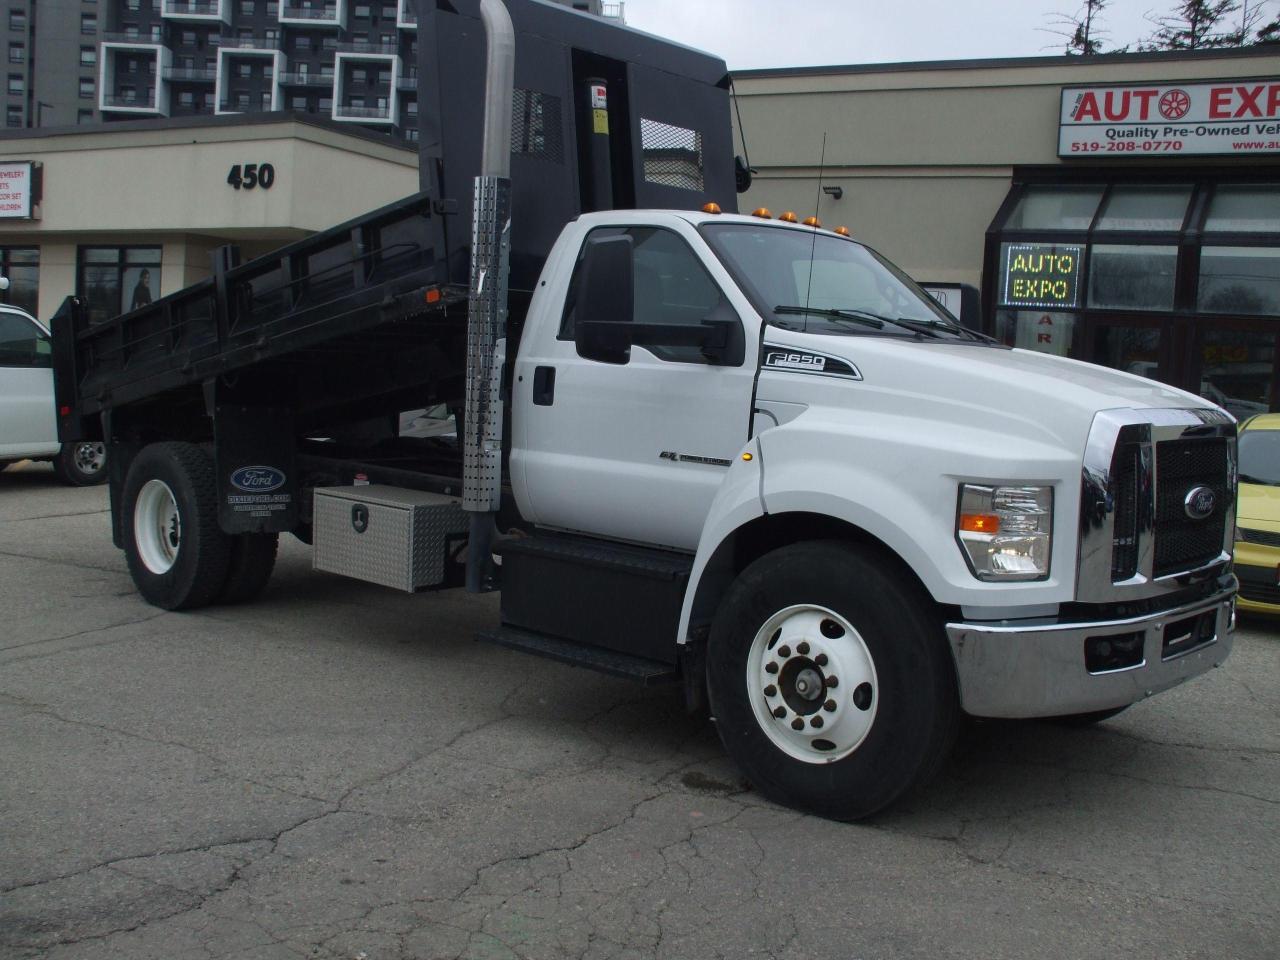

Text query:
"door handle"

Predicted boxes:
[[533, 366, 556, 406]]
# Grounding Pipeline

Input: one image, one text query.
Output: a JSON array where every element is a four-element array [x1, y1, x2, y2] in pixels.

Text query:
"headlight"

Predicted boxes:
[[956, 484, 1052, 581]]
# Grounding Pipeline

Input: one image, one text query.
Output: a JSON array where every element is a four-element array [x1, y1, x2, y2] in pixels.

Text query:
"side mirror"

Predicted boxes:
[[573, 234, 634, 365]]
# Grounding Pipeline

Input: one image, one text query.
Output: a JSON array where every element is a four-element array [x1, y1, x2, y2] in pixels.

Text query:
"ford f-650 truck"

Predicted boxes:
[[52, 0, 1237, 820]]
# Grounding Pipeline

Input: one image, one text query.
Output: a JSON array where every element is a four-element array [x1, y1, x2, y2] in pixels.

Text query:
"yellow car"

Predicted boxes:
[[1234, 413, 1280, 613]]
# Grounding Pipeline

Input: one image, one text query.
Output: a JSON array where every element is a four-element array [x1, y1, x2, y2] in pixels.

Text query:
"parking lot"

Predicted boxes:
[[1, 463, 1277, 960]]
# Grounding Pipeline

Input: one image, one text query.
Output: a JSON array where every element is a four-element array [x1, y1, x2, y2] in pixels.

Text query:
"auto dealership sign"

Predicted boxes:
[[0, 161, 34, 218], [1059, 80, 1280, 157]]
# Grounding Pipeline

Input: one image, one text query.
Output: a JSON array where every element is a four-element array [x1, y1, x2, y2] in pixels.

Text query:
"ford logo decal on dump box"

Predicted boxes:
[[230, 466, 287, 493]]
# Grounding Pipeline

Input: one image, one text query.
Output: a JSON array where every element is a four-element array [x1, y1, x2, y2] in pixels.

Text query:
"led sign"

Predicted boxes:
[[1001, 244, 1083, 309]]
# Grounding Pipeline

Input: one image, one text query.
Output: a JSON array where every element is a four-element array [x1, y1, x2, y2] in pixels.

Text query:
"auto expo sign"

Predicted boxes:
[[1059, 80, 1280, 157]]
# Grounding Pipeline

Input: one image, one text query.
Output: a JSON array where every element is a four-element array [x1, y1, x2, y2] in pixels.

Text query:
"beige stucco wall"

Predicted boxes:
[[0, 118, 419, 320], [733, 49, 1280, 287]]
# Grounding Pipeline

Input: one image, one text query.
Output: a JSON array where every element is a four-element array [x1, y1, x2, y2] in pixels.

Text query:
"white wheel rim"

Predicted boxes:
[[134, 479, 181, 575], [746, 604, 879, 764]]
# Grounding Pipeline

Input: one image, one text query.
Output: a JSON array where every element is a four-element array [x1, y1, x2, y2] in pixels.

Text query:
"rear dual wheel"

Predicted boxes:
[[708, 541, 958, 821], [122, 442, 276, 610]]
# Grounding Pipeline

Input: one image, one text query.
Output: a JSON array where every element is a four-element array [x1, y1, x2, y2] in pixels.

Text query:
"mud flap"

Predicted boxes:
[[214, 405, 299, 534]]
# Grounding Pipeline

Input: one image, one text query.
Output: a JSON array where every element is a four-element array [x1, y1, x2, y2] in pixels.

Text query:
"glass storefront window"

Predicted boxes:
[[78, 246, 161, 325], [1087, 245, 1178, 311], [1003, 184, 1104, 231], [994, 309, 1078, 357], [1204, 185, 1280, 233], [0, 247, 39, 318], [1094, 184, 1192, 232], [1198, 247, 1280, 317], [1199, 329, 1274, 417], [1094, 325, 1163, 382]]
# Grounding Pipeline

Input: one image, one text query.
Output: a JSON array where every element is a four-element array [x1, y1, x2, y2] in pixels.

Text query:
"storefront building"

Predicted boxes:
[[0, 111, 418, 323], [734, 46, 1280, 413]]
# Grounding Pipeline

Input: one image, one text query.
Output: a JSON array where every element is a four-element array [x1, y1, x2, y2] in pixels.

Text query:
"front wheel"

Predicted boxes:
[[122, 442, 231, 610], [707, 541, 958, 821], [53, 441, 108, 486]]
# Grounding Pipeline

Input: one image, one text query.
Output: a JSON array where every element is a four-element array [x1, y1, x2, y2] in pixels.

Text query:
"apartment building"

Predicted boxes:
[[1, 0, 619, 140]]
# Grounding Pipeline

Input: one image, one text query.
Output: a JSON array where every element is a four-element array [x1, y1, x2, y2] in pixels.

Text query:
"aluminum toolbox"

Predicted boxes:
[[312, 485, 469, 592]]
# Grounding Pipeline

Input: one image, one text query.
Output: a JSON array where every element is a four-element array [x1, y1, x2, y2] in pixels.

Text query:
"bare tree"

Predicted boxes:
[[1142, 0, 1243, 49], [1044, 0, 1112, 54]]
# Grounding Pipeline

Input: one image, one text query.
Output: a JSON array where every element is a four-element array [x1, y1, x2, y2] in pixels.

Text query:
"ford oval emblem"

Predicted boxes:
[[230, 466, 286, 493], [1183, 485, 1216, 520]]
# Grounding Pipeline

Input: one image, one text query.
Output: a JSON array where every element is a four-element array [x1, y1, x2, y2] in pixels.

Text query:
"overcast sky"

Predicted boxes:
[[620, 0, 1278, 70]]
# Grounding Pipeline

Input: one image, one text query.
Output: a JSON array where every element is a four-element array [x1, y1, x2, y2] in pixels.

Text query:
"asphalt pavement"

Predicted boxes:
[[1, 461, 1277, 960]]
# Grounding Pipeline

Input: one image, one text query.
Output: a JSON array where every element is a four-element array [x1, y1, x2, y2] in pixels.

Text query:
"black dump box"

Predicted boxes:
[[53, 0, 737, 443]]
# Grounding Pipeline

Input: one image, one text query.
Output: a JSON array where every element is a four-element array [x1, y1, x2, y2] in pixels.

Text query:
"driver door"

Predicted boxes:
[[0, 311, 58, 459], [514, 225, 757, 552]]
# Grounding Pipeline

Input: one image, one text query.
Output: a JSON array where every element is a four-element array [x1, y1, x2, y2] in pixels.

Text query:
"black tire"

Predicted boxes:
[[707, 540, 959, 821], [1048, 705, 1129, 727], [53, 441, 108, 486], [218, 533, 279, 604], [121, 442, 231, 611]]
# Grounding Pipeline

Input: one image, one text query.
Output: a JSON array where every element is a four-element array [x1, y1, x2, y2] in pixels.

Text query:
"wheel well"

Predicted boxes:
[[686, 512, 940, 641]]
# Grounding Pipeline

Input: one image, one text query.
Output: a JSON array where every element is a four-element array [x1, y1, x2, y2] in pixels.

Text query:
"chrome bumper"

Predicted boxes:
[[945, 588, 1235, 719]]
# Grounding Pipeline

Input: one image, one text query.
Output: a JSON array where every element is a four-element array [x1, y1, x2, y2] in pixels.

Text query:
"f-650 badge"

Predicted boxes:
[[763, 345, 862, 381]]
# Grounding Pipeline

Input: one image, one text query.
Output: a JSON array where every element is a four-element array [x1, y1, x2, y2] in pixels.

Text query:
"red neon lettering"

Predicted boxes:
[[1073, 92, 1101, 122]]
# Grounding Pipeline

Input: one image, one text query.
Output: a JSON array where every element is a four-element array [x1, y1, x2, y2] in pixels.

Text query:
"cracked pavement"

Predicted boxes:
[[1, 462, 1277, 959]]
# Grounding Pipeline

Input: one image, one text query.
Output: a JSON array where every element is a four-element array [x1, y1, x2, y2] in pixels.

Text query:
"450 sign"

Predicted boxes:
[[226, 163, 277, 191]]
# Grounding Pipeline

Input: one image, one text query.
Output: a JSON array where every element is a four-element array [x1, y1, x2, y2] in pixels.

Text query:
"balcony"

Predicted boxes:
[[164, 65, 218, 81], [214, 47, 286, 115], [335, 103, 391, 119], [395, 74, 417, 91], [161, 0, 232, 24], [336, 40, 399, 54], [103, 30, 165, 43], [332, 50, 399, 125], [99, 42, 172, 116], [223, 36, 282, 50], [600, 1, 625, 19], [396, 0, 416, 29], [279, 72, 334, 87], [278, 0, 346, 28]]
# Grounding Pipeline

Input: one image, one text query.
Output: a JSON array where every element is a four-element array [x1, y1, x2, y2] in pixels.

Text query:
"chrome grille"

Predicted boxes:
[[1153, 438, 1230, 578], [1078, 408, 1235, 604]]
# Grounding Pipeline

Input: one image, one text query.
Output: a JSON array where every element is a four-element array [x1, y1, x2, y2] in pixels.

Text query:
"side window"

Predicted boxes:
[[0, 313, 50, 368], [559, 226, 737, 365]]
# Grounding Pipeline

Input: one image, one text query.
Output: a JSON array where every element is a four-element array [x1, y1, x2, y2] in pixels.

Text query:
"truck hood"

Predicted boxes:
[[758, 331, 1218, 454], [1237, 481, 1280, 524]]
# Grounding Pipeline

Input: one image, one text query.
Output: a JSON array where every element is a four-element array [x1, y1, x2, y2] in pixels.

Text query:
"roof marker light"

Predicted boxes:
[[751, 207, 772, 219], [778, 211, 799, 223], [702, 202, 722, 215], [834, 226, 851, 237], [802, 216, 822, 228]]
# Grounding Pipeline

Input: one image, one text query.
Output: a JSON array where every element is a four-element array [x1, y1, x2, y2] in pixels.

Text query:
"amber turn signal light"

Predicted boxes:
[[959, 513, 1001, 534]]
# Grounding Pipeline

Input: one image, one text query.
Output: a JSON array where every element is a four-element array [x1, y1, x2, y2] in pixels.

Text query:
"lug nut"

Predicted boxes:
[[791, 718, 805, 731], [764, 684, 777, 698], [765, 662, 779, 675], [815, 653, 828, 667], [825, 675, 839, 689], [778, 645, 791, 658], [810, 715, 824, 729], [797, 642, 810, 655], [823, 699, 837, 712], [773, 706, 786, 719]]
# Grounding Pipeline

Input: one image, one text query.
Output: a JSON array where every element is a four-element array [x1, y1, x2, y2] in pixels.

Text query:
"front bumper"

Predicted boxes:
[[945, 586, 1235, 718]]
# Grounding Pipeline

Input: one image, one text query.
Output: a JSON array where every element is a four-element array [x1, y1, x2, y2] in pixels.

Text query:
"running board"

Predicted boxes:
[[477, 625, 679, 685]]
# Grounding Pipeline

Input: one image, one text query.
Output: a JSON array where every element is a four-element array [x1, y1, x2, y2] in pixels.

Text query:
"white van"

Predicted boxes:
[[0, 303, 106, 485]]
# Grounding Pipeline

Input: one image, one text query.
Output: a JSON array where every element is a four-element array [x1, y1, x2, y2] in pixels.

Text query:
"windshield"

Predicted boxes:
[[701, 223, 985, 341], [1239, 428, 1280, 486]]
